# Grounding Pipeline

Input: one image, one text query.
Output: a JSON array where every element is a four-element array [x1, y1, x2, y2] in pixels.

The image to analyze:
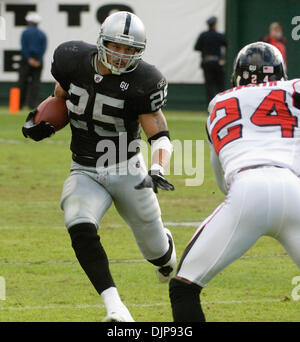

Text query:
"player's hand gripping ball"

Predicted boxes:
[[22, 97, 68, 141]]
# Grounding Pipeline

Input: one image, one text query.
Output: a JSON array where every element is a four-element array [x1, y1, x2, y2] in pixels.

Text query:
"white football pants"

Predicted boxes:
[[177, 166, 300, 287], [60, 153, 170, 261]]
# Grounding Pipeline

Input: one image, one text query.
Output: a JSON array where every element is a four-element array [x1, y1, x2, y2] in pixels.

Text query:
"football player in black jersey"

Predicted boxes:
[[22, 11, 177, 322]]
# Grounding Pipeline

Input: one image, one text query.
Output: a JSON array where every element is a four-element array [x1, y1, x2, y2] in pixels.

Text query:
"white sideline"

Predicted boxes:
[[0, 298, 284, 311], [0, 115, 206, 145], [165, 222, 202, 226], [0, 138, 69, 145], [0, 222, 201, 230], [0, 221, 289, 264], [0, 254, 288, 266]]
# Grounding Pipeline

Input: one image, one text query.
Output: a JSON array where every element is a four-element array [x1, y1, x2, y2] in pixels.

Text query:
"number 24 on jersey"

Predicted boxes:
[[210, 89, 298, 154]]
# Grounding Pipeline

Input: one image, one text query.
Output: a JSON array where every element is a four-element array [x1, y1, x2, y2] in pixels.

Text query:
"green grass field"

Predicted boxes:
[[0, 107, 299, 322]]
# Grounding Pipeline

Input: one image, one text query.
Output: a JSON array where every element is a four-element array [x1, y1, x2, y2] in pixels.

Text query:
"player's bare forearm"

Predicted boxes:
[[151, 148, 171, 171], [139, 109, 168, 137], [139, 109, 172, 170]]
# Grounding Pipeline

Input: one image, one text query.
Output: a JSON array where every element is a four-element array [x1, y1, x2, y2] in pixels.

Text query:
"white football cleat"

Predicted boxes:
[[102, 304, 135, 322], [156, 228, 177, 283], [102, 312, 134, 322], [156, 265, 176, 283], [102, 312, 125, 322]]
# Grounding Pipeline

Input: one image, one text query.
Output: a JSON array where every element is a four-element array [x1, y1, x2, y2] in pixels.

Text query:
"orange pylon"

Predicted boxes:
[[9, 88, 20, 114]]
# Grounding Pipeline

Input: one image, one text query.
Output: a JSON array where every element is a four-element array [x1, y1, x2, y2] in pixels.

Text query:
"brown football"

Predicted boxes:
[[34, 97, 68, 131]]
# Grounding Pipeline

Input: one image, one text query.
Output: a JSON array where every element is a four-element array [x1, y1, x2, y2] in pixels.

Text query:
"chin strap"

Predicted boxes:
[[92, 54, 102, 74]]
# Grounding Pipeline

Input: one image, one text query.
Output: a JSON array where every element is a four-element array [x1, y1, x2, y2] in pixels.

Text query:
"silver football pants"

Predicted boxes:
[[60, 153, 170, 260]]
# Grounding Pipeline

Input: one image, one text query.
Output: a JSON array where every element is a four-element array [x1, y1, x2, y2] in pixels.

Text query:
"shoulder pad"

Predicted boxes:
[[52, 41, 96, 74], [135, 61, 167, 94]]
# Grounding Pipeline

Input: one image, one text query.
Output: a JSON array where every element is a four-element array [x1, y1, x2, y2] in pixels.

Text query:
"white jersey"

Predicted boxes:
[[207, 79, 300, 184]]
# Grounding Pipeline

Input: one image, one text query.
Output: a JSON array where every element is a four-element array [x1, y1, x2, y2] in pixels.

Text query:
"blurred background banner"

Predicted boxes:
[[0, 0, 225, 83], [0, 0, 299, 110]]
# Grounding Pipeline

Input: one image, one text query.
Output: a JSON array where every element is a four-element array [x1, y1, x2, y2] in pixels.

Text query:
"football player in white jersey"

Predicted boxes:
[[169, 42, 300, 321]]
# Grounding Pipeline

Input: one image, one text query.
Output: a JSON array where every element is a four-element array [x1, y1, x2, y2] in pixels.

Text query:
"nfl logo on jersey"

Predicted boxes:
[[242, 71, 249, 79], [94, 74, 103, 83]]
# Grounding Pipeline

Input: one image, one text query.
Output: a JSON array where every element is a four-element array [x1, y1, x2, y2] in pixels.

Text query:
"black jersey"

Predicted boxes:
[[51, 40, 168, 166]]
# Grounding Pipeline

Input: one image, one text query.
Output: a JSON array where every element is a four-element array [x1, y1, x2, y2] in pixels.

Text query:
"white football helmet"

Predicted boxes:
[[97, 11, 146, 75]]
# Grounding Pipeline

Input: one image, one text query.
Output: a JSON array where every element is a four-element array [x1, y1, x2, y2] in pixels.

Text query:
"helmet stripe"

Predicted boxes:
[[123, 12, 132, 35]]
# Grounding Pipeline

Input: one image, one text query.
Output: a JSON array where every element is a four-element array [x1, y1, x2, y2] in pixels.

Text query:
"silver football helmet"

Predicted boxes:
[[97, 11, 146, 75]]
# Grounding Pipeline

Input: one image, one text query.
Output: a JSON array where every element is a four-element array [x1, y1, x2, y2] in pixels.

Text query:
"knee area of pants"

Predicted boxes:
[[65, 217, 98, 230], [133, 211, 161, 226], [148, 234, 174, 266], [134, 195, 161, 223]]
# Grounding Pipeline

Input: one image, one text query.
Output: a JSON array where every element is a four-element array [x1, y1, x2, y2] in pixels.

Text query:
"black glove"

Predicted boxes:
[[135, 169, 175, 193], [22, 109, 55, 141]]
